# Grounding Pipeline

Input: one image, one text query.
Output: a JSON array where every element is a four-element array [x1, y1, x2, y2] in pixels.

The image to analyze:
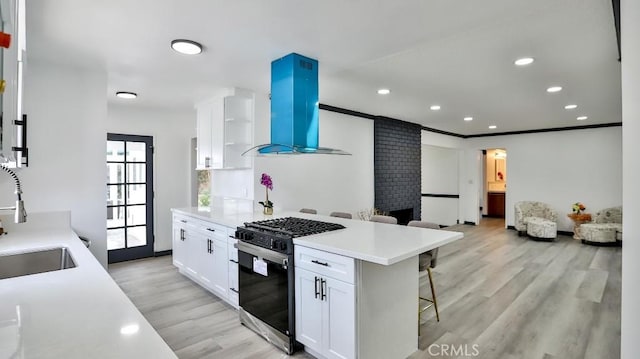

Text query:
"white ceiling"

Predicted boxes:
[[26, 0, 621, 135]]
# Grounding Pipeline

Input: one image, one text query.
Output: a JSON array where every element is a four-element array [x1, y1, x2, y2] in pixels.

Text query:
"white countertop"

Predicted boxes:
[[0, 213, 176, 359], [172, 207, 463, 266]]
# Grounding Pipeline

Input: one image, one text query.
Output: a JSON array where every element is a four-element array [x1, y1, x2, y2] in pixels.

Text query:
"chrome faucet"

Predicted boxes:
[[0, 165, 27, 223]]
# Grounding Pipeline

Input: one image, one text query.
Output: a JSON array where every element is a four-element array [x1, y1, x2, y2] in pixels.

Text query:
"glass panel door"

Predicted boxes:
[[107, 134, 154, 263]]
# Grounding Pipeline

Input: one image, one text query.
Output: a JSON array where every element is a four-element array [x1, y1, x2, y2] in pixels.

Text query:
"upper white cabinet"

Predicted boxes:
[[195, 88, 254, 170], [0, 0, 26, 167]]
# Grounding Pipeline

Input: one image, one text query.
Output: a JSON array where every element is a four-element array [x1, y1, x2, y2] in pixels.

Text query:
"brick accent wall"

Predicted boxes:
[[374, 117, 422, 221]]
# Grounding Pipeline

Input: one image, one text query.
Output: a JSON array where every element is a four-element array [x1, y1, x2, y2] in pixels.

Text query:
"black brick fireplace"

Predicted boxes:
[[374, 117, 421, 222]]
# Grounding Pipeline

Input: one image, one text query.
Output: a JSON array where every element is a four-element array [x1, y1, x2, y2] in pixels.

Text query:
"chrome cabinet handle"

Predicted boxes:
[[321, 278, 327, 301]]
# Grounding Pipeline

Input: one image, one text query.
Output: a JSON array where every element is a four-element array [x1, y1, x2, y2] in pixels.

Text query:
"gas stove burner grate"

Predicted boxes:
[[245, 217, 345, 238]]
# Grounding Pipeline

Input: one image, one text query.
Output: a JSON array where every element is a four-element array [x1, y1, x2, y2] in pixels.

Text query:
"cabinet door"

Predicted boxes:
[[209, 238, 229, 297], [182, 229, 199, 279], [195, 234, 214, 288], [295, 268, 324, 353], [172, 224, 186, 269], [324, 278, 356, 359], [196, 102, 214, 169]]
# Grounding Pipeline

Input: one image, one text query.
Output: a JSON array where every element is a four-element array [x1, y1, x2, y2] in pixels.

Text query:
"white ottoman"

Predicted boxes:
[[581, 223, 620, 245], [525, 217, 557, 240]]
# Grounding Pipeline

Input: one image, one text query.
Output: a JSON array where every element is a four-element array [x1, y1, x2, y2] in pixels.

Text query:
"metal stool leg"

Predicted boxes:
[[427, 267, 440, 322]]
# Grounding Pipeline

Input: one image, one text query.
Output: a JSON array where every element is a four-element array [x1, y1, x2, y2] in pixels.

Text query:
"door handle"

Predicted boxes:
[[311, 260, 329, 267], [314, 276, 320, 299], [321, 278, 327, 301], [229, 259, 238, 264], [206, 228, 216, 232], [180, 229, 185, 241], [230, 288, 238, 293], [180, 219, 187, 223], [207, 239, 212, 253]]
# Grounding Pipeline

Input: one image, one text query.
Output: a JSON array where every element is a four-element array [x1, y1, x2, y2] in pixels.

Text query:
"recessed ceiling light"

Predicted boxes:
[[377, 88, 390, 95], [171, 39, 203, 55], [546, 86, 562, 93], [116, 91, 137, 99], [489, 125, 497, 129], [577, 116, 588, 121], [564, 104, 578, 110], [464, 117, 473, 121], [514, 57, 534, 66], [430, 105, 441, 111]]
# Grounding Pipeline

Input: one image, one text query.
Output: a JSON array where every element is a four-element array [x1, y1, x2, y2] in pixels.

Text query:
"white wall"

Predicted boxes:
[[420, 127, 623, 231], [421, 145, 459, 225], [0, 60, 108, 266], [107, 104, 194, 252], [621, 0, 640, 357], [463, 127, 623, 231], [253, 109, 374, 217]]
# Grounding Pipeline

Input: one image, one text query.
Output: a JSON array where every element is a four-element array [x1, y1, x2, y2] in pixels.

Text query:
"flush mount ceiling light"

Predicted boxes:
[[464, 117, 473, 121], [116, 91, 137, 99], [514, 57, 534, 66], [430, 105, 441, 111], [489, 125, 497, 129], [577, 116, 588, 121], [377, 88, 390, 95], [171, 39, 203, 55], [546, 86, 563, 93], [565, 104, 578, 110]]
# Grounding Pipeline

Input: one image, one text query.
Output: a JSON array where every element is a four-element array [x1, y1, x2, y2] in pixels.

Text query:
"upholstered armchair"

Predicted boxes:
[[580, 206, 622, 245], [514, 201, 558, 236]]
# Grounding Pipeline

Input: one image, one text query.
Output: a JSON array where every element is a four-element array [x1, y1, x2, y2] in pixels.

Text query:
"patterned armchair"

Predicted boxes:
[[581, 206, 622, 245], [514, 201, 558, 236]]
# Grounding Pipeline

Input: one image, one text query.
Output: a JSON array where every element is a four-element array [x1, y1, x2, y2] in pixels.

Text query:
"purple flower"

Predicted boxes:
[[260, 173, 273, 191]]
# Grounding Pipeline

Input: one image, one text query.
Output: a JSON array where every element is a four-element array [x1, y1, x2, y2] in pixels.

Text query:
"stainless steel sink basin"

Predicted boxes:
[[0, 247, 76, 280]]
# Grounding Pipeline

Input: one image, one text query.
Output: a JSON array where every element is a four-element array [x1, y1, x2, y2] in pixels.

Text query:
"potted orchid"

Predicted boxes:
[[259, 173, 274, 215]]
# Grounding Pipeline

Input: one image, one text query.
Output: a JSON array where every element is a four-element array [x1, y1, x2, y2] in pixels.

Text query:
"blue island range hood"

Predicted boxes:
[[243, 53, 350, 155]]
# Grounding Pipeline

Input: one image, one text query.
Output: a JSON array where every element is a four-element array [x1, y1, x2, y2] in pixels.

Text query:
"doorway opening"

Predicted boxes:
[[483, 149, 507, 226], [106, 134, 154, 263]]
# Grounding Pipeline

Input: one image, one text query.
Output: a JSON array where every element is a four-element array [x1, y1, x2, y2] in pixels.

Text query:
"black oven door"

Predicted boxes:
[[237, 241, 290, 335]]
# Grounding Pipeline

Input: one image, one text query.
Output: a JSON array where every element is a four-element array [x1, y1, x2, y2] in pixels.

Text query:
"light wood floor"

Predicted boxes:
[[109, 218, 621, 359]]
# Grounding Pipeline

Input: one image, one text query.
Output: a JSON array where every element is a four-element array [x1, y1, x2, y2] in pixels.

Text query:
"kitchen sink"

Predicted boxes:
[[0, 247, 76, 280]]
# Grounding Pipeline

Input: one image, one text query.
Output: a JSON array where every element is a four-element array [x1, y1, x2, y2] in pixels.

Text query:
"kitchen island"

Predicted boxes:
[[0, 212, 176, 359], [172, 207, 463, 359]]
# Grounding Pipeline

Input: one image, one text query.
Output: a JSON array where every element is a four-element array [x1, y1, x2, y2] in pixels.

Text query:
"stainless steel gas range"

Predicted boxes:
[[235, 217, 345, 354]]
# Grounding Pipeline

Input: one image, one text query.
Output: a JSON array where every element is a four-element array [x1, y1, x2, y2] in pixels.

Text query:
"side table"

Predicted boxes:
[[567, 213, 592, 240]]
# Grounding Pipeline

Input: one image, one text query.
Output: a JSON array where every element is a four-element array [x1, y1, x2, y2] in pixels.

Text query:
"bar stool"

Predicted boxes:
[[299, 208, 317, 214], [407, 220, 440, 334], [330, 211, 352, 219], [370, 215, 397, 224]]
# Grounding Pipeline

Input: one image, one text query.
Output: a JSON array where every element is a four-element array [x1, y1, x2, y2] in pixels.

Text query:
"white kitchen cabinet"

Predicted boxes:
[[195, 88, 254, 170], [295, 251, 356, 359], [227, 228, 239, 308], [171, 218, 187, 270], [171, 213, 237, 308]]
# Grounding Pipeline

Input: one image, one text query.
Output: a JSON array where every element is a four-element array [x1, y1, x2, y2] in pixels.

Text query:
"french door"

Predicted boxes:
[[106, 134, 154, 263]]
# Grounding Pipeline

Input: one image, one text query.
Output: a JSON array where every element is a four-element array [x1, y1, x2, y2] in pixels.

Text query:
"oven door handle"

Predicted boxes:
[[237, 241, 288, 265]]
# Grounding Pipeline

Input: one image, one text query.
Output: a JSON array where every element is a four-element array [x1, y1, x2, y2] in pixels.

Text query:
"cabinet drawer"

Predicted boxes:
[[295, 246, 355, 284]]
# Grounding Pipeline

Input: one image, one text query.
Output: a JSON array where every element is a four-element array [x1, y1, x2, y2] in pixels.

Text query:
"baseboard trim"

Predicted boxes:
[[464, 221, 476, 226], [154, 250, 173, 257]]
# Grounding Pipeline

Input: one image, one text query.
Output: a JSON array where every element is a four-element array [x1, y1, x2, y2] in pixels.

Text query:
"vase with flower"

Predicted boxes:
[[259, 173, 274, 215], [572, 202, 586, 215]]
